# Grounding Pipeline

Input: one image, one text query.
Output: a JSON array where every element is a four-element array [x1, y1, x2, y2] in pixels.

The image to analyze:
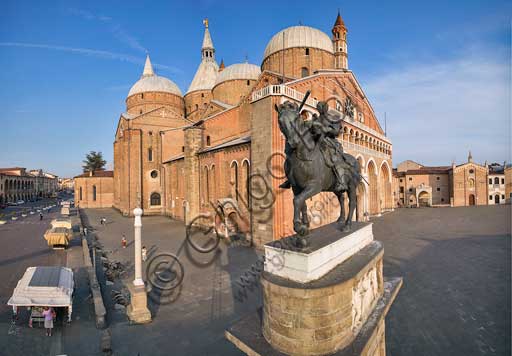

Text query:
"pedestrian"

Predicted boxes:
[[100, 217, 104, 225], [83, 227, 88, 236], [121, 234, 127, 248], [142, 245, 147, 262], [42, 306, 55, 336], [39, 212, 43, 221]]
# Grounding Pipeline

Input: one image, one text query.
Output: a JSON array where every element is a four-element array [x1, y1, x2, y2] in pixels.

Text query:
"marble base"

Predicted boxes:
[[264, 222, 374, 283], [126, 283, 152, 324]]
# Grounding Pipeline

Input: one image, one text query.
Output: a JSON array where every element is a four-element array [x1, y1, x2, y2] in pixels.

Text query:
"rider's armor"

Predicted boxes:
[[312, 102, 350, 190]]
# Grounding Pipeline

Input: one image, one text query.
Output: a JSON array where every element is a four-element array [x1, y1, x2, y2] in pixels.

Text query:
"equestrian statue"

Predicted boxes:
[[276, 90, 362, 248]]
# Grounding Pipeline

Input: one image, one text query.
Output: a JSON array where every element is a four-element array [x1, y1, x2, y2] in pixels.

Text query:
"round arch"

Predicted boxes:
[[367, 160, 379, 215]]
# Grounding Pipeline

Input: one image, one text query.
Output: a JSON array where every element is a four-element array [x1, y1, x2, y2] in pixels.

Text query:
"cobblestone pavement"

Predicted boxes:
[[81, 204, 510, 356], [375, 205, 511, 356]]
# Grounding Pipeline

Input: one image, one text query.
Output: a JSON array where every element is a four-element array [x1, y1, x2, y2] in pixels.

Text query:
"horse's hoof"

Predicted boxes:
[[298, 237, 309, 248], [294, 222, 309, 236], [341, 225, 351, 233]]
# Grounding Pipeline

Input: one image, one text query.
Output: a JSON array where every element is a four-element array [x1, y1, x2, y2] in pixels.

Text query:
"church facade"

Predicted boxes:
[[93, 13, 394, 246]]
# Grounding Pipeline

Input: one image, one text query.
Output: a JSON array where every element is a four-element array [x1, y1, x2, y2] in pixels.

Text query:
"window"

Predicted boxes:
[[436, 177, 440, 181], [501, 178, 505, 184], [201, 93, 204, 98], [150, 192, 161, 206], [182, 146, 185, 152], [399, 179, 403, 183], [79, 187, 82, 201], [148, 148, 153, 162], [494, 177, 500, 184], [150, 170, 158, 179], [206, 136, 211, 146], [399, 187, 404, 193], [247, 80, 250, 86], [437, 188, 440, 191], [140, 109, 143, 114], [305, 48, 309, 56], [149, 131, 153, 136], [441, 198, 444, 202], [195, 104, 198, 110], [469, 169, 474, 174], [301, 67, 309, 78], [489, 195, 492, 200], [141, 93, 144, 99], [409, 188, 412, 192], [489, 178, 492, 184], [408, 177, 412, 181], [502, 194, 505, 199], [92, 185, 97, 201]]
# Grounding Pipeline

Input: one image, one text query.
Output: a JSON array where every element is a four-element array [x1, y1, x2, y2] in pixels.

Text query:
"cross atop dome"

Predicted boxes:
[[142, 54, 155, 78]]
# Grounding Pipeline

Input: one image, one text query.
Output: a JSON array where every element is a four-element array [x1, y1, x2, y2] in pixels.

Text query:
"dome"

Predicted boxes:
[[214, 63, 261, 86], [263, 25, 333, 60], [127, 55, 182, 97], [128, 75, 183, 97]]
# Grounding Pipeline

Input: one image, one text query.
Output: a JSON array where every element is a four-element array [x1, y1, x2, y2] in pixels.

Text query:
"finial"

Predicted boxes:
[[142, 53, 154, 77], [468, 150, 473, 163], [219, 59, 225, 71], [203, 18, 209, 28]]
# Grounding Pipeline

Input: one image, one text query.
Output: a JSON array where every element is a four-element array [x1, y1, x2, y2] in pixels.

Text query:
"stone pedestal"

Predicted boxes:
[[226, 222, 402, 356], [126, 283, 152, 324]]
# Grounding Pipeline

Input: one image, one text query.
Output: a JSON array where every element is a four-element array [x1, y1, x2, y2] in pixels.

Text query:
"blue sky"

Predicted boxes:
[[0, 0, 510, 177]]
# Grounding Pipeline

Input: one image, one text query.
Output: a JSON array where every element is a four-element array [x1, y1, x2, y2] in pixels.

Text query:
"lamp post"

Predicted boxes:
[[133, 207, 144, 286]]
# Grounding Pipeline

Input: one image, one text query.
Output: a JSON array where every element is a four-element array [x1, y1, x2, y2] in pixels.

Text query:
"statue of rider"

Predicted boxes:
[[311, 102, 350, 190]]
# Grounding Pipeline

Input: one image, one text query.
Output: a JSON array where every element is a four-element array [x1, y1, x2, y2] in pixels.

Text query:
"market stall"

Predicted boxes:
[[7, 266, 74, 324]]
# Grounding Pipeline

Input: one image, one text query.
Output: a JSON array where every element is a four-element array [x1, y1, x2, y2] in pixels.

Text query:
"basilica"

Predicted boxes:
[[76, 12, 394, 246]]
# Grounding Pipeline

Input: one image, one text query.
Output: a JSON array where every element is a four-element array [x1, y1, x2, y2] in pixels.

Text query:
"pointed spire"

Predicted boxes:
[[333, 9, 346, 29], [142, 54, 154, 77], [202, 18, 214, 50], [219, 59, 225, 72], [468, 150, 473, 163]]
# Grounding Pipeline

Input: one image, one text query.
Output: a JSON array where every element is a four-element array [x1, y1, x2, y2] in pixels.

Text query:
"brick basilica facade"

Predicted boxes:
[[82, 13, 394, 246]]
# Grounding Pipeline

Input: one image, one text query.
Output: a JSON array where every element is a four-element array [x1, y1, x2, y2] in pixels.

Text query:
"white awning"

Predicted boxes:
[[7, 266, 74, 308]]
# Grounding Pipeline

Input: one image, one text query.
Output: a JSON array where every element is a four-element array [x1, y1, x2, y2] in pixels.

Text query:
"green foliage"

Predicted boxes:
[[82, 151, 107, 173]]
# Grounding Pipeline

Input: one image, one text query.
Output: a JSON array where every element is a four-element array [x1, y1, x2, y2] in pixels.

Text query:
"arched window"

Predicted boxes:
[[79, 187, 82, 201], [148, 148, 153, 162], [305, 48, 309, 56], [301, 67, 309, 78], [206, 136, 211, 146], [141, 93, 144, 99], [247, 80, 250, 86], [494, 177, 500, 184], [150, 193, 161, 206], [92, 185, 97, 201], [195, 104, 198, 110], [230, 161, 239, 201]]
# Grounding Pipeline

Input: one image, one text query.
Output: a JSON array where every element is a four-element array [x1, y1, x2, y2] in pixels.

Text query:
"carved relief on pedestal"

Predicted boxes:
[[351, 265, 379, 333]]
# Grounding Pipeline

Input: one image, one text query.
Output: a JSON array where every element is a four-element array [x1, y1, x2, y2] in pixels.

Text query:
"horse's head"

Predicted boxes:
[[275, 101, 300, 140]]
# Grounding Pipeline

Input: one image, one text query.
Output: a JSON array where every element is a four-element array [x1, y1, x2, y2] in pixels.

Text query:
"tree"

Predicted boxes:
[[82, 151, 107, 173]]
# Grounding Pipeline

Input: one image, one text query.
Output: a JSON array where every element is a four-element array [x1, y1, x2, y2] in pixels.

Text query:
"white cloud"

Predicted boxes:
[[0, 42, 182, 74], [363, 47, 510, 166]]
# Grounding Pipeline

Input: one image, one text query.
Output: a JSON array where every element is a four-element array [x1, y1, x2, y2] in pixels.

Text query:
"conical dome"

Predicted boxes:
[[128, 55, 182, 97], [187, 21, 219, 94]]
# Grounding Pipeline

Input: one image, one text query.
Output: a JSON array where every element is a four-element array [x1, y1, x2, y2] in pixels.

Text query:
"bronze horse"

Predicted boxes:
[[276, 99, 361, 248]]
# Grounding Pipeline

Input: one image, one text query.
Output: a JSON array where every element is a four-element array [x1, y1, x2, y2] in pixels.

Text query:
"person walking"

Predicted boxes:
[[121, 234, 127, 248], [39, 212, 43, 221], [141, 246, 147, 262], [42, 307, 55, 336], [100, 217, 104, 225], [83, 227, 88, 236]]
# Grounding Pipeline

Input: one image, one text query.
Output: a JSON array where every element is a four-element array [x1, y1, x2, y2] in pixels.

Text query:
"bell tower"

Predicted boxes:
[[332, 10, 348, 70]]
